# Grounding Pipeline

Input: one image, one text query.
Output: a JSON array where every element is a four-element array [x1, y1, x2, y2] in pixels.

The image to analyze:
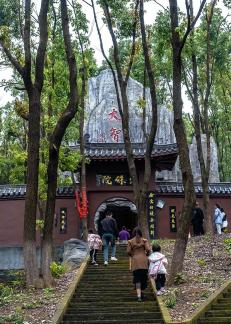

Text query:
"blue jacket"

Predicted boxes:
[[214, 208, 223, 224]]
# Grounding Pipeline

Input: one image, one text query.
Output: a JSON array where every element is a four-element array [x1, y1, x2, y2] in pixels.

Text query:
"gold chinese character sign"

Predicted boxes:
[[147, 191, 156, 239]]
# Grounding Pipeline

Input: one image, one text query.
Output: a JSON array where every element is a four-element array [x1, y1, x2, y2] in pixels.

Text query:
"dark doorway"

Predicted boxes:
[[95, 198, 137, 236]]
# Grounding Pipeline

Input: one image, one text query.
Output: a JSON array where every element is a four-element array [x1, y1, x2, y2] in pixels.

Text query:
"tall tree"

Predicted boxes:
[[41, 0, 79, 286], [92, 0, 158, 238], [0, 0, 49, 287], [168, 0, 206, 283], [182, 0, 217, 234]]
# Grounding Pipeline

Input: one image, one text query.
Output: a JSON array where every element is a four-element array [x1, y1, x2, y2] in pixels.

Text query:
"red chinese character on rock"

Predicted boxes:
[[110, 127, 121, 142], [108, 108, 121, 121]]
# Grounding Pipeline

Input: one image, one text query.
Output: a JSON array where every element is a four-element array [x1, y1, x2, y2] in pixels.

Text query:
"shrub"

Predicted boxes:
[[174, 273, 187, 285], [197, 258, 206, 267], [50, 261, 66, 278], [0, 285, 13, 297], [224, 238, 231, 253], [43, 287, 55, 300], [163, 289, 177, 308], [200, 290, 209, 298]]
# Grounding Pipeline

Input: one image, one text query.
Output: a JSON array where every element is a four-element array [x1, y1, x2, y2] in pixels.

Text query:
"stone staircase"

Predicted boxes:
[[197, 287, 231, 323], [61, 245, 163, 324]]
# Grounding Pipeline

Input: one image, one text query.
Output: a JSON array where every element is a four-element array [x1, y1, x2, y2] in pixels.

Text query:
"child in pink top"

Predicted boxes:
[[149, 243, 168, 295], [87, 229, 102, 266]]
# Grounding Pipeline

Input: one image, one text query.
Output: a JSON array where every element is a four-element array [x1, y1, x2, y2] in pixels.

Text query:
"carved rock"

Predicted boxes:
[[63, 238, 88, 269]]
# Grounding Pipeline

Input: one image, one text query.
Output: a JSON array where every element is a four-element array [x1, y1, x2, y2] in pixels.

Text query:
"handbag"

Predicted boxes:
[[222, 220, 228, 228]]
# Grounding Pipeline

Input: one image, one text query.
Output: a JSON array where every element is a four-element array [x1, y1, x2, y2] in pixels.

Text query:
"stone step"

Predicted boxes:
[[74, 290, 154, 296], [212, 304, 231, 310], [75, 290, 147, 295], [71, 296, 155, 302], [217, 298, 231, 303], [63, 312, 162, 320], [61, 320, 163, 324], [205, 309, 231, 317], [198, 318, 231, 323], [61, 246, 162, 324], [65, 306, 160, 313], [223, 292, 231, 298], [73, 292, 154, 298], [68, 301, 156, 308], [76, 284, 136, 289]]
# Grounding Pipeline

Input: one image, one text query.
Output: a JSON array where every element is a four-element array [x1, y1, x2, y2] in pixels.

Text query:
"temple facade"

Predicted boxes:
[[0, 70, 230, 269]]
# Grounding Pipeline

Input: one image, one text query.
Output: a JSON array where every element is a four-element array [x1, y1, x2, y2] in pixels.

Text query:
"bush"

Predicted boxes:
[[197, 258, 206, 267], [0, 312, 24, 324], [43, 287, 54, 300], [163, 289, 177, 308], [224, 238, 231, 253], [50, 261, 66, 278], [174, 272, 187, 285], [200, 290, 209, 298]]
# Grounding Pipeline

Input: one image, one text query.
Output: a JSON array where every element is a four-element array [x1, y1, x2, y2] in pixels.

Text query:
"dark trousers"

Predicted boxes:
[[90, 249, 98, 263], [155, 274, 166, 291], [192, 222, 204, 236]]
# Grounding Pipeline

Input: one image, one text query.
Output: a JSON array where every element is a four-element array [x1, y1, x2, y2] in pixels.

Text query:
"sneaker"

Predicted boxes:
[[157, 290, 162, 296], [160, 287, 166, 293], [141, 293, 147, 300], [137, 297, 142, 302], [104, 261, 108, 266], [111, 257, 118, 261], [94, 263, 99, 266]]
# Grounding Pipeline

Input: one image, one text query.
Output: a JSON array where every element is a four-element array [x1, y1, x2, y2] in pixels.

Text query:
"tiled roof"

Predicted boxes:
[[70, 143, 178, 159], [0, 185, 26, 198], [0, 185, 75, 199], [156, 182, 231, 195], [0, 182, 231, 199]]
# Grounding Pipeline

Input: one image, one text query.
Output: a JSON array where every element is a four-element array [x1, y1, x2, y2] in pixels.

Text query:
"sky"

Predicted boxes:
[[0, 0, 229, 110]]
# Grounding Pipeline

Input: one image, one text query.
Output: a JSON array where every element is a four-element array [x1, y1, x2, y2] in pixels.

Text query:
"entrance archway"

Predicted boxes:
[[94, 197, 137, 235]]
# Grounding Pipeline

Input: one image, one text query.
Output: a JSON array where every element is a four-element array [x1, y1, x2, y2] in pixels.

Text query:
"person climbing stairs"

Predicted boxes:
[[61, 244, 163, 323]]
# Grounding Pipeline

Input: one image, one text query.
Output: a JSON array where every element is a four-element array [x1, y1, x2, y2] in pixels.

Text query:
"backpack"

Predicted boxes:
[[148, 257, 164, 279]]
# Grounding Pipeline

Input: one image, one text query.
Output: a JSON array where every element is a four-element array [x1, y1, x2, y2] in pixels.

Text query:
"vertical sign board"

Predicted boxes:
[[147, 192, 156, 239], [169, 206, 177, 232], [60, 208, 67, 234]]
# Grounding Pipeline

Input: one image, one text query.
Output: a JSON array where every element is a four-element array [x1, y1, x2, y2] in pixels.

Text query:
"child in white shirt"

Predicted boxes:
[[149, 243, 168, 295]]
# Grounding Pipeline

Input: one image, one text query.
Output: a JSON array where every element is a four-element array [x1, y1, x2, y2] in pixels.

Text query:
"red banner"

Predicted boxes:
[[75, 188, 88, 219]]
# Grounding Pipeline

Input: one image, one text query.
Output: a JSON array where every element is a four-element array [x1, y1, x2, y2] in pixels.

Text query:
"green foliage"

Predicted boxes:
[[174, 273, 187, 285], [197, 258, 206, 267], [200, 290, 209, 298], [223, 238, 231, 253], [163, 288, 177, 308], [43, 287, 54, 299], [0, 284, 14, 306], [22, 300, 42, 309], [36, 219, 44, 231], [50, 261, 66, 278], [0, 309, 24, 324]]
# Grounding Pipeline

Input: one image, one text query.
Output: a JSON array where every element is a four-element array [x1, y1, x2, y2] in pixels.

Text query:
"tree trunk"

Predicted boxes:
[[94, 0, 158, 238], [41, 142, 58, 287], [23, 90, 43, 288], [191, 43, 213, 233], [41, 0, 78, 286], [137, 192, 149, 239], [168, 0, 196, 284]]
